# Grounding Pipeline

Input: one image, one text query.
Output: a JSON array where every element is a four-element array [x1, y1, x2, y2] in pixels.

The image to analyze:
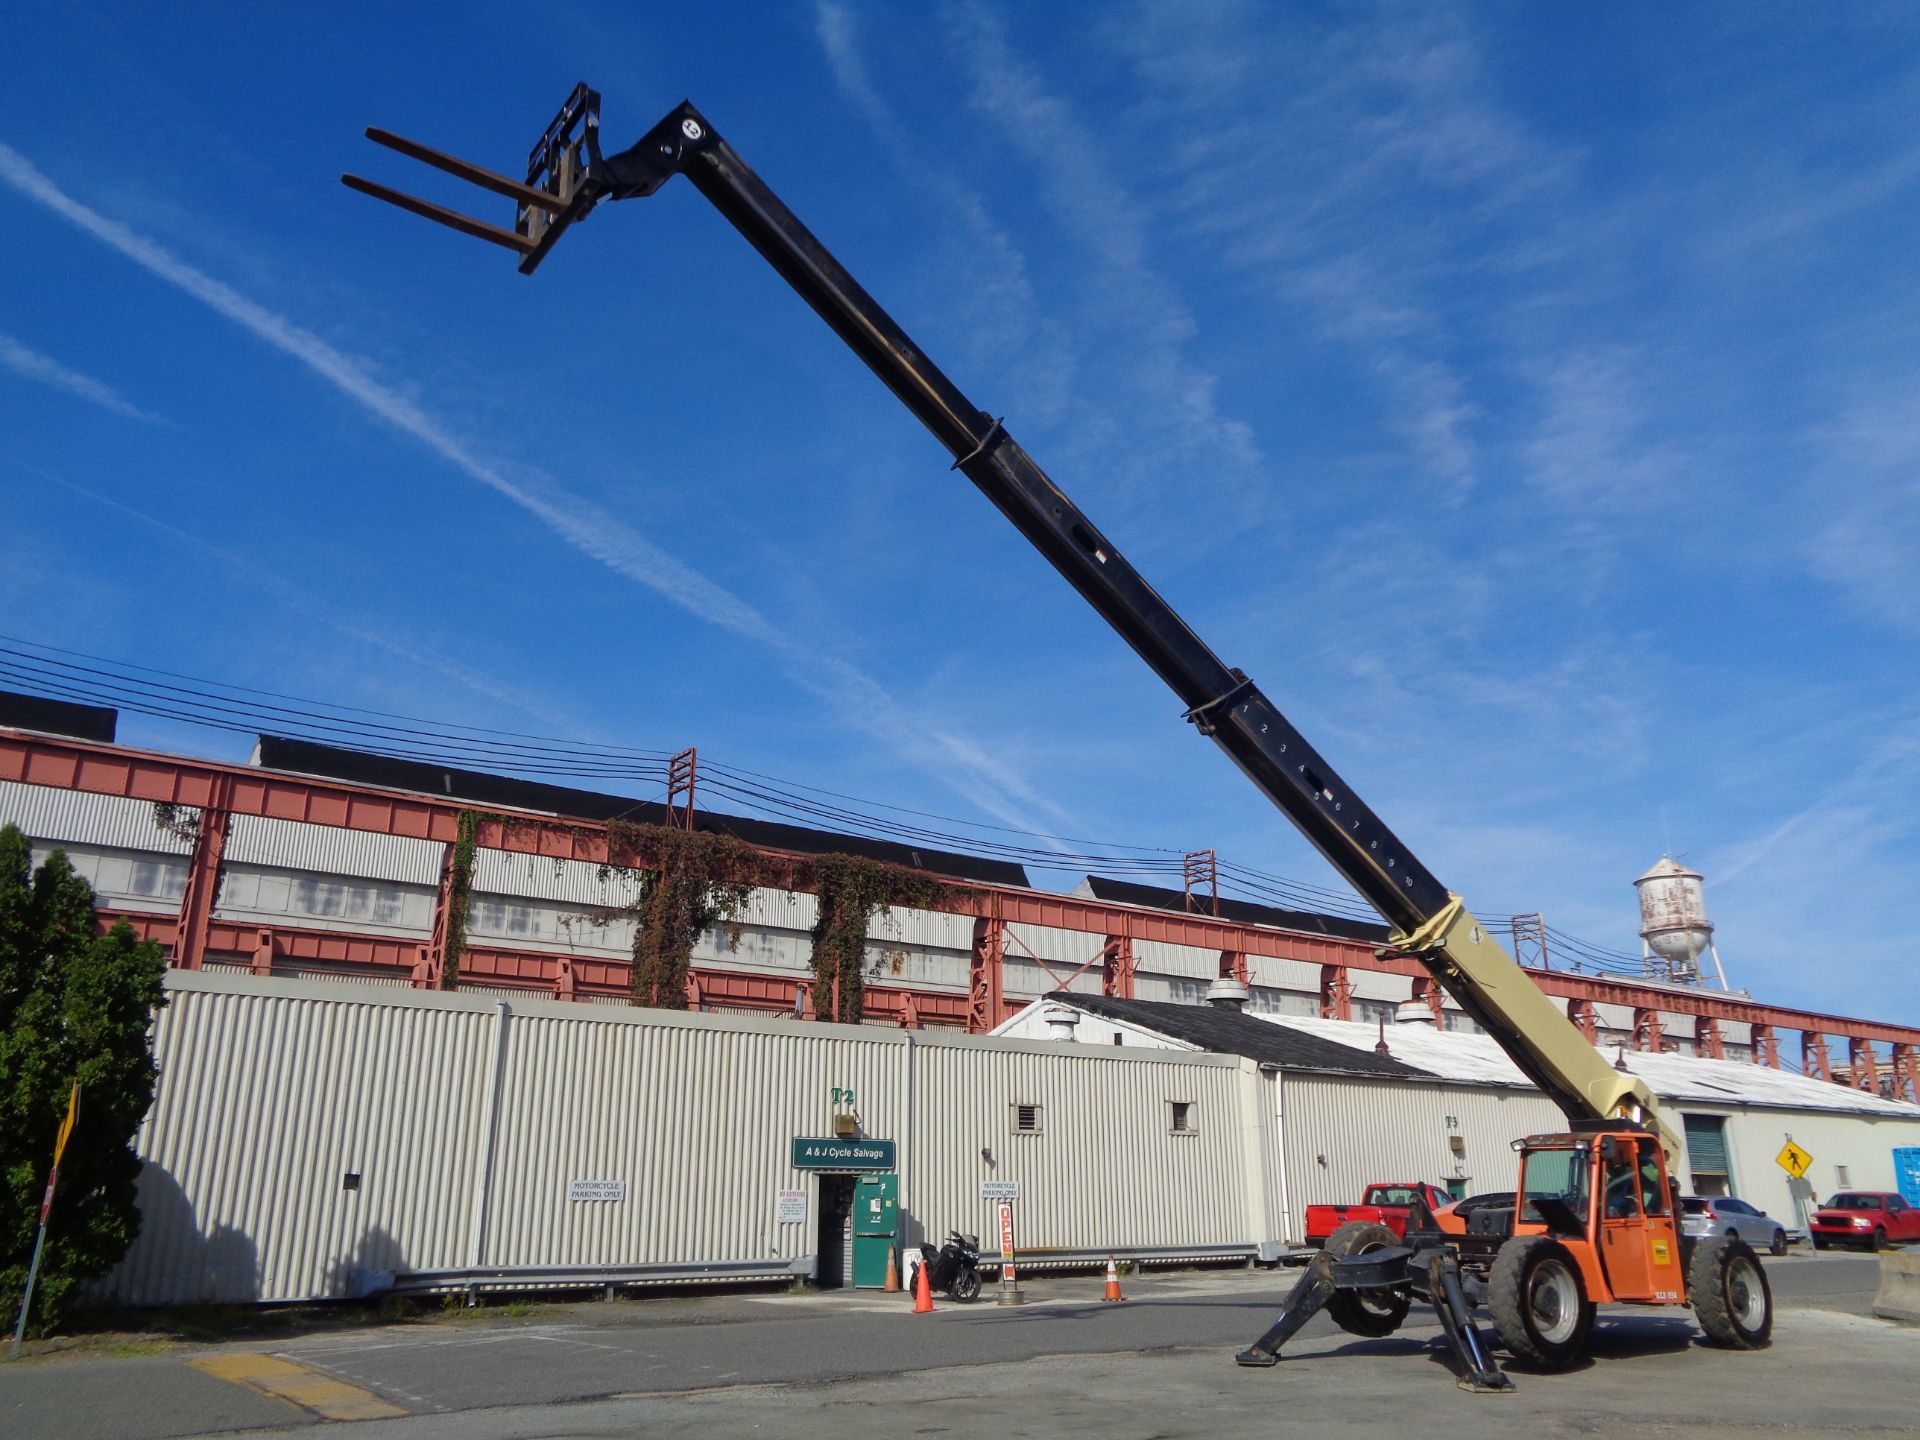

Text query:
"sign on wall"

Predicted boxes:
[[791, 1137, 897, 1171], [776, 1189, 807, 1224], [980, 1179, 1021, 1200], [568, 1179, 627, 1203]]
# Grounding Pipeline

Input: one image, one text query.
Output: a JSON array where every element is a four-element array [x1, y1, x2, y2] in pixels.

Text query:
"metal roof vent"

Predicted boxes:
[[1205, 978, 1251, 1010], [1042, 1004, 1081, 1041], [1394, 997, 1438, 1028]]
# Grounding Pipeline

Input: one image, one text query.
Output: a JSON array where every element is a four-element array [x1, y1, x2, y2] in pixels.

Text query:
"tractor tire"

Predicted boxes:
[[1322, 1221, 1411, 1339], [1689, 1235, 1772, 1349], [1489, 1236, 1594, 1369]]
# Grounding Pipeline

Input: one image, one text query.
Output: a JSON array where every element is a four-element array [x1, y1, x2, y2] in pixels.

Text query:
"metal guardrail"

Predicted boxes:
[[390, 1256, 812, 1295], [388, 1243, 1269, 1298]]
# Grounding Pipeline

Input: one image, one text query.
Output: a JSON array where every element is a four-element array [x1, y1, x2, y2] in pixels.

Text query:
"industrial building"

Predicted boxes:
[[995, 989, 1920, 1234], [5, 690, 1920, 1305]]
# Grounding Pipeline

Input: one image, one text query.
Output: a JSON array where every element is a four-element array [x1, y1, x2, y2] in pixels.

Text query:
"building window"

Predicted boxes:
[[472, 898, 538, 937], [129, 858, 188, 901], [292, 876, 404, 925], [1356, 1000, 1395, 1026], [1169, 1101, 1195, 1134], [1836, 1164, 1852, 1189], [1013, 1102, 1042, 1134]]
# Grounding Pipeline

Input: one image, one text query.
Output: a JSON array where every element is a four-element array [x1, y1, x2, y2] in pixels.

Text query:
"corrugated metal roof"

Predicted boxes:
[[0, 779, 195, 856], [226, 814, 442, 886], [1051, 993, 1434, 1080], [0, 689, 116, 742], [1254, 1011, 1920, 1118], [252, 736, 1030, 887], [1076, 875, 1390, 944]]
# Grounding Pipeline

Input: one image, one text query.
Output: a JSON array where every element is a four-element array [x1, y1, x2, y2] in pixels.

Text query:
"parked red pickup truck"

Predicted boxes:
[[1810, 1191, 1920, 1250], [1304, 1183, 1452, 1247]]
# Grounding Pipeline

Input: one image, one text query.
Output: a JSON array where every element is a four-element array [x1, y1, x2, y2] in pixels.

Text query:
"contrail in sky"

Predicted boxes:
[[0, 140, 1077, 838]]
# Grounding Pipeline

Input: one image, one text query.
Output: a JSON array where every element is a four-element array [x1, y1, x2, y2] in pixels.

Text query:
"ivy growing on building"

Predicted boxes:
[[603, 820, 756, 1009], [800, 854, 942, 1024], [441, 810, 485, 990]]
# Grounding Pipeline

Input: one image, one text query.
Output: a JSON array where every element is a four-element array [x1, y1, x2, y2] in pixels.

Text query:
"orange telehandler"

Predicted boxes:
[[344, 84, 1774, 1391]]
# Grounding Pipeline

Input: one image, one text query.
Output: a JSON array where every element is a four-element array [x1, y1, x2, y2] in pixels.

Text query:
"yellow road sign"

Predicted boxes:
[[1776, 1140, 1812, 1179], [53, 1081, 79, 1167]]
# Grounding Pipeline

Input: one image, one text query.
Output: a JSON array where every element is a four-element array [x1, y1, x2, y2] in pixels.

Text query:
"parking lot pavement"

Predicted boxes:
[[181, 1306, 1920, 1440], [1, 1256, 1913, 1440]]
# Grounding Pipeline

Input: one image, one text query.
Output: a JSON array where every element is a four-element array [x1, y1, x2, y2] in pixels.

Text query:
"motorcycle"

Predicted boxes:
[[915, 1230, 984, 1302]]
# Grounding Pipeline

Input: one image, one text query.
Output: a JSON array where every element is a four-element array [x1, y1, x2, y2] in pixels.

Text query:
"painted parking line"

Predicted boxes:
[[188, 1353, 408, 1421]]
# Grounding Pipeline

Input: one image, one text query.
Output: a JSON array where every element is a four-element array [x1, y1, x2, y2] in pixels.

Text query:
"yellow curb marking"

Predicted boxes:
[[189, 1352, 407, 1421]]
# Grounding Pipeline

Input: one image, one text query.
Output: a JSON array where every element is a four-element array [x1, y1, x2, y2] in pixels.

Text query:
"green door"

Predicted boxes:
[[851, 1173, 900, 1288]]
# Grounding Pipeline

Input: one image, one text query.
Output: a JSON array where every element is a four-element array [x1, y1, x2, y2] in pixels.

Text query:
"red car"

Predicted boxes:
[[1810, 1191, 1920, 1251]]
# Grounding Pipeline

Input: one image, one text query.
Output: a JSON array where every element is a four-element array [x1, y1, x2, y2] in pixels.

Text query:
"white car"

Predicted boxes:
[[1680, 1196, 1789, 1255]]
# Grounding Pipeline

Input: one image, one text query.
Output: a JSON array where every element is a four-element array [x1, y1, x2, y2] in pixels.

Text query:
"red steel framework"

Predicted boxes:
[[8, 728, 1919, 1103]]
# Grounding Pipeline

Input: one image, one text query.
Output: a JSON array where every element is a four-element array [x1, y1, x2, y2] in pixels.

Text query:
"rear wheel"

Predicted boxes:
[[1689, 1236, 1772, 1349], [1322, 1221, 1410, 1338], [1489, 1236, 1594, 1369]]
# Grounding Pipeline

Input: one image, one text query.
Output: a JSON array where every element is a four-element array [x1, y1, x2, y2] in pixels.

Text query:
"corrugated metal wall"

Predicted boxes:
[[907, 1037, 1251, 1256], [225, 814, 442, 886], [1278, 1073, 1561, 1218], [1, 779, 195, 855], [102, 973, 1267, 1305], [106, 981, 496, 1304]]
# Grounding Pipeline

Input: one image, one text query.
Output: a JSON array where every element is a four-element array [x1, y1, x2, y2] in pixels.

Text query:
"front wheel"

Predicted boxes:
[[1812, 1235, 1828, 1251], [1770, 1229, 1788, 1258], [1873, 1228, 1891, 1252], [949, 1268, 982, 1303], [1489, 1236, 1594, 1369], [1321, 1221, 1411, 1338], [1689, 1236, 1772, 1349]]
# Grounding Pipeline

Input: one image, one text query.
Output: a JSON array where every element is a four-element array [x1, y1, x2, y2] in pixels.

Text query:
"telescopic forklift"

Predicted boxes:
[[344, 85, 1775, 1391]]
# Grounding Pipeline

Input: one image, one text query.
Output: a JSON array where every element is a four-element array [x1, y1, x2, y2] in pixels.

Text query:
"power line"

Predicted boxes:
[[1, 636, 1662, 972]]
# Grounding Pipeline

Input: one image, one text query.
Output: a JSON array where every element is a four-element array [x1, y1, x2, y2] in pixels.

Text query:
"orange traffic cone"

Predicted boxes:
[[1101, 1255, 1125, 1303], [913, 1255, 935, 1314], [883, 1248, 901, 1294]]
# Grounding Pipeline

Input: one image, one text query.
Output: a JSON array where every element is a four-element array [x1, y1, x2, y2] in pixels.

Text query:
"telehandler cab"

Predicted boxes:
[[344, 84, 1775, 1391]]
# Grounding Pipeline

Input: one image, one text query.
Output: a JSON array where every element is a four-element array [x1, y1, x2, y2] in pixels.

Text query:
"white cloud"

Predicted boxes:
[[0, 331, 164, 423], [934, 0, 1263, 516], [0, 139, 1075, 837]]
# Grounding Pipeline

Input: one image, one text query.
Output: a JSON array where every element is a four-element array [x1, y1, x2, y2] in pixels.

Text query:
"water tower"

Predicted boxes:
[[1634, 856, 1728, 989]]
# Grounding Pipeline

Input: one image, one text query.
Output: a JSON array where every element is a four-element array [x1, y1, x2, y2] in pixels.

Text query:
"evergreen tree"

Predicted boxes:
[[0, 824, 168, 1332]]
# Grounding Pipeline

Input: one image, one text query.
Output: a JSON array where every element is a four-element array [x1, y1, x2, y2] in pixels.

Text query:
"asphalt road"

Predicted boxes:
[[2, 1250, 1912, 1440]]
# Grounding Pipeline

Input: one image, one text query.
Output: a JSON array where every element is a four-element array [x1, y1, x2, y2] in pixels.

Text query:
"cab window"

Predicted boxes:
[[1636, 1139, 1669, 1216], [1521, 1146, 1591, 1231]]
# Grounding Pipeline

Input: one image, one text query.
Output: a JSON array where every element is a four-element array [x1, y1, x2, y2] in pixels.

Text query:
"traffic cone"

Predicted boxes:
[[1101, 1255, 1125, 1303], [883, 1248, 900, 1294], [913, 1255, 935, 1314]]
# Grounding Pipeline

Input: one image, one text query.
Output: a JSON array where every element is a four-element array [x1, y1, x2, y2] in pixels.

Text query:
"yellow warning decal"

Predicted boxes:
[[1652, 1241, 1671, 1265]]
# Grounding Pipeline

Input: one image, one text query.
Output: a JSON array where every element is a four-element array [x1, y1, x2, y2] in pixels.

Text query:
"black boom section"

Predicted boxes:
[[602, 102, 1452, 937]]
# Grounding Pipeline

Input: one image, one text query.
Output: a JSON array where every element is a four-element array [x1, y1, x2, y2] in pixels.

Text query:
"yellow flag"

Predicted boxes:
[[53, 1081, 79, 1168]]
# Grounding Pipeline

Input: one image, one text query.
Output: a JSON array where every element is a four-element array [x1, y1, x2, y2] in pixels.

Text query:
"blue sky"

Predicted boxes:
[[3, 3, 1916, 1028]]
